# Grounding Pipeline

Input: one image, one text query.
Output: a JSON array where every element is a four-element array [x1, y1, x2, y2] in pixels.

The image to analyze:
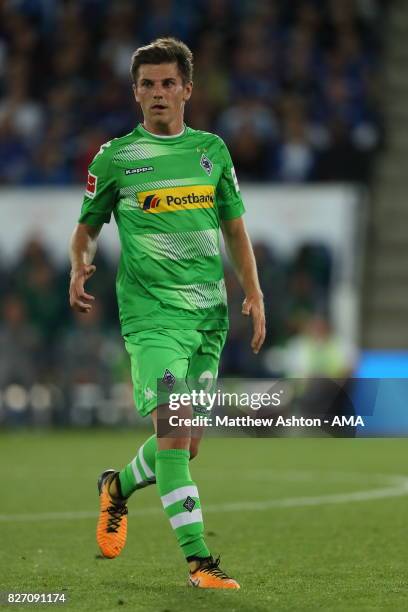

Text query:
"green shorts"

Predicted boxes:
[[124, 329, 227, 417]]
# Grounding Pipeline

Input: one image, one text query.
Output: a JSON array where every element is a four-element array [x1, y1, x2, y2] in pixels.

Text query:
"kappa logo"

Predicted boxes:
[[142, 194, 161, 210], [144, 387, 157, 400], [125, 166, 154, 175], [200, 154, 213, 176], [85, 172, 97, 198]]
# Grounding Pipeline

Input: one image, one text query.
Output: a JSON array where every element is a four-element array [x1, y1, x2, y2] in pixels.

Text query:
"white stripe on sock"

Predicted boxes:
[[170, 508, 203, 529], [138, 444, 155, 479], [131, 457, 143, 484], [161, 485, 198, 509]]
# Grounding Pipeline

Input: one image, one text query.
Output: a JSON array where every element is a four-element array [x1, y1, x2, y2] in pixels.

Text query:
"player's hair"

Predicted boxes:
[[130, 37, 193, 84]]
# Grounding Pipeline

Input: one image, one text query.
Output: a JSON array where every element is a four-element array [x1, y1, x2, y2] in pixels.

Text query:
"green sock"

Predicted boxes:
[[156, 448, 210, 560], [119, 434, 157, 498]]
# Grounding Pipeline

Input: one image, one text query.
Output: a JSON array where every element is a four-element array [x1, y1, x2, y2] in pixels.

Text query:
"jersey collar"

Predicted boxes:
[[136, 123, 188, 142]]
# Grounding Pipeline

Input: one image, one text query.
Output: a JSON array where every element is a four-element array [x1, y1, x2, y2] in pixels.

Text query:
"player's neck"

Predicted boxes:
[[142, 119, 185, 137]]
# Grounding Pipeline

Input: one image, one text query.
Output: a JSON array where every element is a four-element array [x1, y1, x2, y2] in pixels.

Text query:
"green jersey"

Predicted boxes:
[[79, 123, 245, 335]]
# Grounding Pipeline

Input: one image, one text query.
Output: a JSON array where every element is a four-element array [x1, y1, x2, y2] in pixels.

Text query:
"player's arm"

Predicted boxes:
[[70, 140, 116, 312], [221, 217, 266, 354], [216, 137, 266, 353], [69, 223, 102, 312]]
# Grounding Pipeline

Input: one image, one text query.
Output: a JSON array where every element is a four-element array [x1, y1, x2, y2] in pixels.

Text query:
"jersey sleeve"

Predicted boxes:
[[78, 143, 117, 226], [216, 139, 245, 221]]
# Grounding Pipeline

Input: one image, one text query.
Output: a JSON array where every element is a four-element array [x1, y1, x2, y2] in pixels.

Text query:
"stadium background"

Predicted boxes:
[[1, 0, 400, 427], [1, 2, 408, 610]]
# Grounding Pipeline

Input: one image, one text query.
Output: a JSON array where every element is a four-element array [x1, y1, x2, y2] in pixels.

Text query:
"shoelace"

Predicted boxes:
[[105, 504, 128, 533], [200, 556, 231, 580]]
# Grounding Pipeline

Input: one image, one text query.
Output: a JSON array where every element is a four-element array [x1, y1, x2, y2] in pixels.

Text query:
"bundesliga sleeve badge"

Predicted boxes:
[[85, 172, 98, 198]]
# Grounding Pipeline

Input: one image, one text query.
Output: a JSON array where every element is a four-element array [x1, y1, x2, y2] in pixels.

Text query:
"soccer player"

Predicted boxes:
[[69, 38, 265, 589]]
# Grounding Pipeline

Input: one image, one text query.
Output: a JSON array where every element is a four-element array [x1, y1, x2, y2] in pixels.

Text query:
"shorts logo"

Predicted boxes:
[[125, 166, 154, 175], [183, 496, 196, 513], [162, 369, 176, 390], [85, 172, 97, 198], [200, 154, 213, 176], [143, 194, 161, 210], [144, 387, 157, 400], [137, 185, 215, 214]]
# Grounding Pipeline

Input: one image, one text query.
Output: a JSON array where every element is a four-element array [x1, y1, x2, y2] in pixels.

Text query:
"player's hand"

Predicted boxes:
[[242, 293, 266, 354], [69, 264, 96, 313]]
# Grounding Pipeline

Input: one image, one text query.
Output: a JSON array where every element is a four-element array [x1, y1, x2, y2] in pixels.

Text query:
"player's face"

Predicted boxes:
[[133, 63, 192, 132]]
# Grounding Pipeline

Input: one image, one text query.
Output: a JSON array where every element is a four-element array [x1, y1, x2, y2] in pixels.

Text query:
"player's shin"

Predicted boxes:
[[118, 434, 157, 497], [156, 448, 210, 560]]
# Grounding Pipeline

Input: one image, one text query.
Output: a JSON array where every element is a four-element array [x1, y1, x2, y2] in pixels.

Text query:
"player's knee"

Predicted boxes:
[[189, 441, 200, 460], [189, 448, 198, 460], [157, 436, 191, 452]]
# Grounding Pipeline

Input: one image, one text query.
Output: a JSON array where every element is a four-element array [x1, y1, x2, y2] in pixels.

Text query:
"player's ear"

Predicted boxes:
[[183, 81, 193, 102], [132, 83, 140, 103]]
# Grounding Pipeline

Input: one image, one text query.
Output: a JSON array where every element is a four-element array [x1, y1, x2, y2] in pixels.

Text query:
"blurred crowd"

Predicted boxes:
[[1, 0, 372, 424], [0, 235, 356, 425], [0, 0, 386, 185]]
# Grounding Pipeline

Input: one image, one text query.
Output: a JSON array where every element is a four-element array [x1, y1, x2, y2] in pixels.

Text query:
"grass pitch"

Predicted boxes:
[[1, 430, 407, 611]]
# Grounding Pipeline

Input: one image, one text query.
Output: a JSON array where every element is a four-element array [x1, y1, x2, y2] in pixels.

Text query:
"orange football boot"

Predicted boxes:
[[96, 469, 128, 559], [188, 556, 240, 589]]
